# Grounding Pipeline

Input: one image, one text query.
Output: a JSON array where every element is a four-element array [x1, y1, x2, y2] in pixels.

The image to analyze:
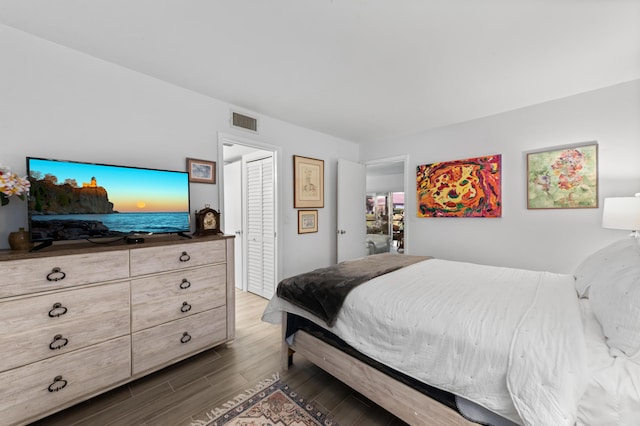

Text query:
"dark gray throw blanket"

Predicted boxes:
[[277, 253, 432, 326]]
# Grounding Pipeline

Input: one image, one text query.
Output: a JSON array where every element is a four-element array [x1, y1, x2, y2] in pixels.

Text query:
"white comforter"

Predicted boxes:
[[263, 258, 588, 426]]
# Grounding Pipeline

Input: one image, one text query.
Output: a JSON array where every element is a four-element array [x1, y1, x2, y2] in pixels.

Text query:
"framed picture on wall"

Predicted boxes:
[[293, 155, 324, 208], [416, 154, 502, 218], [298, 210, 318, 234], [526, 142, 598, 209], [187, 158, 216, 184]]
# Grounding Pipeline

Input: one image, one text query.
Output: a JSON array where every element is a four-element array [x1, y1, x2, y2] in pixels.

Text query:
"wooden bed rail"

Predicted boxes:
[[281, 313, 473, 425]]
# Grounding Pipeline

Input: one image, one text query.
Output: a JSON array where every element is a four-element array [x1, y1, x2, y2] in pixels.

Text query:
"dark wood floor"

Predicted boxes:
[[31, 289, 408, 426]]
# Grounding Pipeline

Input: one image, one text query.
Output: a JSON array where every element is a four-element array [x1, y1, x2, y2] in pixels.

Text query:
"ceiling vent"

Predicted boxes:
[[231, 111, 258, 133]]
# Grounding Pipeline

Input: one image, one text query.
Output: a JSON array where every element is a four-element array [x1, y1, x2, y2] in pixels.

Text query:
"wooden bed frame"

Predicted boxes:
[[281, 313, 474, 426]]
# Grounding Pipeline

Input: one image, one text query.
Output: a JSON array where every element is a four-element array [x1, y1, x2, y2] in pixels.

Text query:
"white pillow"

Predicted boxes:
[[577, 239, 640, 359], [574, 238, 640, 297]]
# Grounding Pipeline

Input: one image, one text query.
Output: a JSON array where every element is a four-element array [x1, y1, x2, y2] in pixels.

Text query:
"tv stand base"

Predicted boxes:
[[125, 236, 145, 244], [30, 240, 53, 252]]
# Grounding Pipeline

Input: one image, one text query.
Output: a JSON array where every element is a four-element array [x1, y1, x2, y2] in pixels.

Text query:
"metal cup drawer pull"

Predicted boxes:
[[46, 267, 66, 282], [181, 301, 192, 313], [48, 375, 68, 392], [179, 278, 191, 289], [48, 303, 68, 318], [179, 251, 190, 262], [180, 332, 192, 344], [49, 334, 69, 350]]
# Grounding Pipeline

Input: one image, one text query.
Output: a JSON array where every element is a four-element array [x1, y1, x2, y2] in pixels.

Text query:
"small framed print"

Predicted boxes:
[[298, 210, 318, 234], [293, 155, 324, 208], [187, 158, 216, 184]]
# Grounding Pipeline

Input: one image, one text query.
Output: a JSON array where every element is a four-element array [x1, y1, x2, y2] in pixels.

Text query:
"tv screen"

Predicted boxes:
[[27, 157, 190, 242]]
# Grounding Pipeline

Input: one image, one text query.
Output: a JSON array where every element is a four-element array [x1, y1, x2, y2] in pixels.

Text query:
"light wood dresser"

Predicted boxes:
[[0, 235, 235, 426]]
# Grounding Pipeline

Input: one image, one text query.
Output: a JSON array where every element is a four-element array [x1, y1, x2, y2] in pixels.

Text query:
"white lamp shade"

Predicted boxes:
[[602, 197, 640, 230]]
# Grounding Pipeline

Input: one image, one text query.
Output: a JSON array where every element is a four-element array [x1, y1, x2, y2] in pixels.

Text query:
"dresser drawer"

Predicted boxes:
[[129, 239, 226, 277], [131, 264, 226, 332], [0, 250, 130, 298], [0, 281, 130, 372], [132, 307, 227, 375], [0, 335, 131, 426]]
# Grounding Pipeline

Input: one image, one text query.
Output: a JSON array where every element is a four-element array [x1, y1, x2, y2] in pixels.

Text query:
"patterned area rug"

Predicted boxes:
[[191, 373, 337, 426]]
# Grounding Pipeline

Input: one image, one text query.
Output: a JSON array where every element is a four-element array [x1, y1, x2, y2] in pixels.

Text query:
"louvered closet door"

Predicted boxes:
[[246, 156, 275, 299]]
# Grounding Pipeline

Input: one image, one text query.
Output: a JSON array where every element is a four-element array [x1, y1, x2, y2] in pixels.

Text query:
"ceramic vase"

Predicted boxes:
[[8, 227, 31, 251]]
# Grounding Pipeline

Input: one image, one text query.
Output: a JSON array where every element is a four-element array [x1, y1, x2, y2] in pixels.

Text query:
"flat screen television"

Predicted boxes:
[[26, 157, 190, 246]]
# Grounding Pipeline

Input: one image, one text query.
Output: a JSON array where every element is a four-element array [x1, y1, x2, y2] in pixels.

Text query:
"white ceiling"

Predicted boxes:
[[1, 1, 639, 144]]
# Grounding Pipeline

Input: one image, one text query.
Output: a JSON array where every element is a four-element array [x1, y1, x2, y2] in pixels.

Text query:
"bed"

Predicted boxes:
[[262, 239, 640, 426]]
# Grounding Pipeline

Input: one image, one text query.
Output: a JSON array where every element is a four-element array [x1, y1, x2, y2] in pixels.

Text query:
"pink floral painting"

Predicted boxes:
[[417, 154, 502, 218], [527, 143, 598, 209]]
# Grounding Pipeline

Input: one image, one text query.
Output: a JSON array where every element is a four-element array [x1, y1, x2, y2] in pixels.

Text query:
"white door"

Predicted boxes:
[[245, 154, 276, 299], [223, 161, 243, 289], [337, 159, 367, 263]]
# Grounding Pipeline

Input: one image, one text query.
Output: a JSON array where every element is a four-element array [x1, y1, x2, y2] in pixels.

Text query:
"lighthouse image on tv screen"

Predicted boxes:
[[27, 157, 190, 242]]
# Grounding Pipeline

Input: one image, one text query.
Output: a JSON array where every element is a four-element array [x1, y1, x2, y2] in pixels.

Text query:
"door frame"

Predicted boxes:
[[365, 154, 410, 254], [218, 132, 281, 293]]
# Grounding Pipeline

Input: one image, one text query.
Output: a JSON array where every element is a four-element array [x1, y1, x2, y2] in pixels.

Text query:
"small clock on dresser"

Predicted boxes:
[[194, 205, 222, 236]]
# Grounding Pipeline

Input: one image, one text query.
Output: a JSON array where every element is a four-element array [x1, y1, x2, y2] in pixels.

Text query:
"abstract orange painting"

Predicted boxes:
[[417, 154, 502, 218]]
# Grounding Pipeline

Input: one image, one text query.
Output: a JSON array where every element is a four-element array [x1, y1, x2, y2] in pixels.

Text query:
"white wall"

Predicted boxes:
[[362, 80, 640, 273], [3, 23, 638, 276], [366, 173, 403, 194], [0, 25, 359, 280]]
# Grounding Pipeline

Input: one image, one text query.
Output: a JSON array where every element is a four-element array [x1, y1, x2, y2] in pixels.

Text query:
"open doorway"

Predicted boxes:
[[219, 134, 278, 299], [365, 192, 404, 253], [365, 159, 406, 255]]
